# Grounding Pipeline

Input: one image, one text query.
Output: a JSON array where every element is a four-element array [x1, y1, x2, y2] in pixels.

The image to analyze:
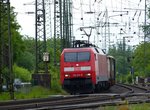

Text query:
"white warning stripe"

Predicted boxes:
[[81, 66, 91, 71], [64, 66, 91, 72], [64, 67, 74, 72]]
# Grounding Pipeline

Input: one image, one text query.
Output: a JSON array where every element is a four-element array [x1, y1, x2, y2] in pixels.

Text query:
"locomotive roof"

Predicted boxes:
[[62, 47, 105, 55], [107, 55, 115, 59]]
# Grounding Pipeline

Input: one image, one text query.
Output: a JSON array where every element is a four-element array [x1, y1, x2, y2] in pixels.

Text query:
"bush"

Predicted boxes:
[[127, 74, 132, 83], [13, 64, 31, 82], [49, 65, 63, 92]]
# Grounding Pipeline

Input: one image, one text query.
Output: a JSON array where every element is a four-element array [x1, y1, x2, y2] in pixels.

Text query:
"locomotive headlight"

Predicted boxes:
[[64, 74, 70, 78], [85, 73, 91, 77]]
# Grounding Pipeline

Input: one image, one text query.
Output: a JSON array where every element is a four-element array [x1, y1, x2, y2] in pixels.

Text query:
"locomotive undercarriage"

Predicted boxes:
[[95, 81, 110, 92], [63, 78, 94, 94]]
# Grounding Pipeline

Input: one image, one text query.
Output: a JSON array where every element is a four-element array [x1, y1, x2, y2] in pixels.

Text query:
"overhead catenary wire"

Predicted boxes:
[[72, 0, 145, 49]]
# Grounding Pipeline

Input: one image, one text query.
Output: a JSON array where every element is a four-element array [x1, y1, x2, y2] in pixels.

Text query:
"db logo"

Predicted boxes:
[[74, 67, 80, 71]]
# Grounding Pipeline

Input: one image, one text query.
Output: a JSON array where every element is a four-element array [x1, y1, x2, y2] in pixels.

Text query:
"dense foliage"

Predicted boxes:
[[108, 41, 150, 83], [108, 42, 133, 83], [0, 4, 26, 91], [0, 4, 62, 94], [13, 64, 31, 82], [108, 42, 132, 74], [132, 42, 150, 77]]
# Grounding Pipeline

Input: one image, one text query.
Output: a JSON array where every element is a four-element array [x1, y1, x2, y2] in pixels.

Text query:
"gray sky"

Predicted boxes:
[[11, 0, 145, 49], [11, 0, 35, 37]]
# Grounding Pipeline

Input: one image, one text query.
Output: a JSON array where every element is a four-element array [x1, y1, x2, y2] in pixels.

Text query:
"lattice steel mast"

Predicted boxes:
[[54, 0, 73, 65], [45, 0, 52, 39], [54, 0, 62, 65], [0, 0, 14, 99], [35, 0, 48, 73], [63, 0, 73, 48], [33, 0, 51, 88]]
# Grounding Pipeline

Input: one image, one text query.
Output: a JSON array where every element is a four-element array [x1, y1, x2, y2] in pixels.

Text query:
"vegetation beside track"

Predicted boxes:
[[101, 103, 150, 110], [0, 86, 67, 101]]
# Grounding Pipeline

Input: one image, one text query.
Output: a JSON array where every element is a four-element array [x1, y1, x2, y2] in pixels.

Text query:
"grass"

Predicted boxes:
[[100, 103, 150, 110], [0, 86, 67, 101]]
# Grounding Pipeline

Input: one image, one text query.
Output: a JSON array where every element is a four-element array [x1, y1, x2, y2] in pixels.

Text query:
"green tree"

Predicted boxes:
[[132, 42, 150, 77], [22, 36, 35, 55], [0, 4, 26, 90], [16, 51, 35, 71], [0, 5, 25, 62], [15, 36, 35, 71], [108, 42, 132, 74]]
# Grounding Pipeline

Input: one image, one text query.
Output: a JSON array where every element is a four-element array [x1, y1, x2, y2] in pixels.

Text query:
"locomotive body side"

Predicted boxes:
[[93, 49, 110, 92], [96, 54, 109, 82], [107, 56, 116, 86]]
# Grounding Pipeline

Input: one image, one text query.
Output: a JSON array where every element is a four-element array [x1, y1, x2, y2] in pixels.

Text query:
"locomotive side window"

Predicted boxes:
[[64, 52, 90, 62]]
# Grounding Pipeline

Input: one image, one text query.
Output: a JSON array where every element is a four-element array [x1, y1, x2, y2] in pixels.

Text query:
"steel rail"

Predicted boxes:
[[0, 84, 149, 110]]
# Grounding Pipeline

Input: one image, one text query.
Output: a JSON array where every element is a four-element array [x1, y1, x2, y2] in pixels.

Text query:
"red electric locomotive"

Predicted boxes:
[[60, 41, 115, 94]]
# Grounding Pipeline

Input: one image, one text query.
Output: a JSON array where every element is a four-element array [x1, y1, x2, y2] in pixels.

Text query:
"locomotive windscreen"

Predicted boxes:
[[64, 52, 90, 62]]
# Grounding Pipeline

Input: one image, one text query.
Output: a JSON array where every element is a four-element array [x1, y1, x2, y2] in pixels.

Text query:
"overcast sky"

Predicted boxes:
[[11, 0, 145, 49], [11, 0, 35, 37]]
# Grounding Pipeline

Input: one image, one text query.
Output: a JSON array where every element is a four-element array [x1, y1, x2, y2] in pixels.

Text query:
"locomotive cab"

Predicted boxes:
[[60, 48, 96, 93]]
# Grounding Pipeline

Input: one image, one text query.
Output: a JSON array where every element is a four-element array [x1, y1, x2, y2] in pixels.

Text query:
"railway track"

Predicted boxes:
[[0, 83, 149, 110]]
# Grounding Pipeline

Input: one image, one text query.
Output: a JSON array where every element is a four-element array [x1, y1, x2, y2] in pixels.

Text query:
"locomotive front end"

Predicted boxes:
[[60, 48, 95, 94]]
